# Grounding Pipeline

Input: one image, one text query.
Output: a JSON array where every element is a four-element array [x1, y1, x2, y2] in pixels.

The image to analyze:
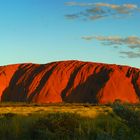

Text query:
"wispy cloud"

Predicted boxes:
[[82, 35, 140, 49], [65, 14, 79, 19], [65, 2, 95, 7], [65, 2, 139, 21], [82, 35, 140, 58], [120, 51, 140, 58]]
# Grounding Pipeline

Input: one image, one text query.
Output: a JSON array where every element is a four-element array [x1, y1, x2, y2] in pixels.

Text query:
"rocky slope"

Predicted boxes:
[[0, 60, 140, 104]]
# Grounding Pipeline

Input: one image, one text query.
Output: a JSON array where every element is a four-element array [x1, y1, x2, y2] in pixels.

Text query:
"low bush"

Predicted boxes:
[[0, 104, 140, 140], [112, 102, 140, 139], [30, 113, 82, 140]]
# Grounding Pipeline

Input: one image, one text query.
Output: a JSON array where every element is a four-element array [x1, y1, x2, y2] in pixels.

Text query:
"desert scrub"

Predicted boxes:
[[0, 107, 139, 140], [29, 112, 132, 140], [0, 113, 43, 140], [112, 102, 140, 139], [29, 108, 140, 140], [30, 112, 83, 140]]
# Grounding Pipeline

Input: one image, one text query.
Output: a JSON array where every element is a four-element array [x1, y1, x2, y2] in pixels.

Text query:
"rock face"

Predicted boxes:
[[0, 60, 140, 104]]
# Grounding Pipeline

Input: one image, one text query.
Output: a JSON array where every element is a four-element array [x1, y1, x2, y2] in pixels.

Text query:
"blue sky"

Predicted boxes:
[[0, 0, 140, 67]]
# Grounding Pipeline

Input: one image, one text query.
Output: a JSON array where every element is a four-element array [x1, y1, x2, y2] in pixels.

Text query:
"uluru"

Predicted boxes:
[[0, 60, 139, 104]]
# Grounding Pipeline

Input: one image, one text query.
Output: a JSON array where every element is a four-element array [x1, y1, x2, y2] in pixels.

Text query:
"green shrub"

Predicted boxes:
[[30, 112, 83, 140], [89, 113, 130, 140], [112, 102, 140, 138]]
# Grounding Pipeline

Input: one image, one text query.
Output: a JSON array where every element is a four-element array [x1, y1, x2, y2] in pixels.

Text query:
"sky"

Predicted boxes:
[[0, 0, 140, 68]]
